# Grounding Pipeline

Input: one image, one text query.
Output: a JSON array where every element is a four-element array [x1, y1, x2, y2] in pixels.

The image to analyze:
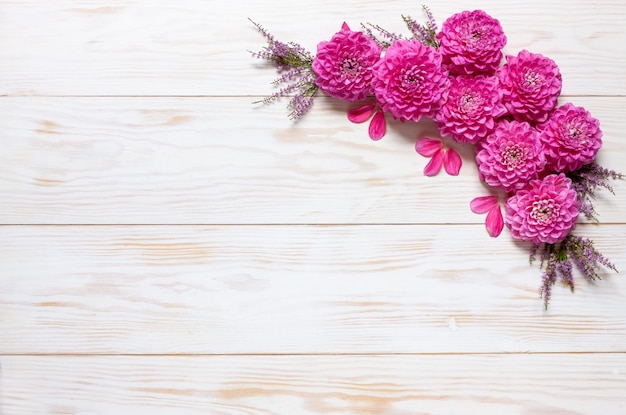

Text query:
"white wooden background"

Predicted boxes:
[[1, 1, 625, 414]]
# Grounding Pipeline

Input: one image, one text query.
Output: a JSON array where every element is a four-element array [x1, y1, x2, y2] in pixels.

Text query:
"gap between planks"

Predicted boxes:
[[3, 351, 626, 357], [0, 222, 626, 228]]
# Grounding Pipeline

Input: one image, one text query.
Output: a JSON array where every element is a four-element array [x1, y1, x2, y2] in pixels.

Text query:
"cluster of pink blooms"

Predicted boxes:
[[311, 9, 603, 246], [252, 7, 620, 306]]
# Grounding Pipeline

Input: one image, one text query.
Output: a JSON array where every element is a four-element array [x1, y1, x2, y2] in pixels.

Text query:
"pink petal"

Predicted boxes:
[[341, 22, 350, 31], [470, 196, 498, 214], [443, 147, 462, 176], [415, 137, 443, 157], [347, 103, 375, 123], [423, 149, 444, 176], [368, 110, 386, 141], [485, 205, 504, 237]]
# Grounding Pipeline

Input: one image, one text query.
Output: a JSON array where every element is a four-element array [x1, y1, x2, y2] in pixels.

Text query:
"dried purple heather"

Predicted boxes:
[[402, 5, 440, 48], [568, 162, 624, 221], [249, 19, 319, 119], [532, 234, 619, 309], [361, 5, 439, 49], [359, 22, 404, 49]]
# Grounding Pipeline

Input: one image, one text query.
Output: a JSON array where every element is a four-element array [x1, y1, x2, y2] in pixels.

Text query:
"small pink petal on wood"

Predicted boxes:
[[368, 110, 386, 140], [347, 103, 375, 123], [415, 137, 443, 157], [424, 149, 444, 176], [470, 196, 498, 214], [485, 205, 504, 237], [443, 147, 462, 176]]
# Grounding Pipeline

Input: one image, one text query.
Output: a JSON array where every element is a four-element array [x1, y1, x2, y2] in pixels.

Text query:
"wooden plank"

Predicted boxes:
[[1, 96, 624, 224], [3, 354, 626, 414], [0, 0, 624, 96], [1, 224, 624, 354]]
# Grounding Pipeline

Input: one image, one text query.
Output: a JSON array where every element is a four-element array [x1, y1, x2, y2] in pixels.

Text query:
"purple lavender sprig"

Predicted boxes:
[[249, 19, 318, 119], [531, 234, 618, 309], [403, 5, 440, 48], [360, 22, 405, 49], [567, 162, 623, 221], [361, 5, 439, 49]]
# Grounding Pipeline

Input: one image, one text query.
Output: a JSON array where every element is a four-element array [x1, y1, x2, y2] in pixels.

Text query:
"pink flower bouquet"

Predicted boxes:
[[251, 6, 622, 307]]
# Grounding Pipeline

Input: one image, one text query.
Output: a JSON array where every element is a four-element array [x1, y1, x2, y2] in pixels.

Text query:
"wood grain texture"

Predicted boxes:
[[0, 0, 624, 96], [2, 1, 626, 413], [1, 96, 624, 224], [1, 224, 624, 354], [3, 354, 626, 415]]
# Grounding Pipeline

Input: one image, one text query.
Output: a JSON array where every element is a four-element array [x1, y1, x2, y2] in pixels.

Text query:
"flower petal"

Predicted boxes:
[[368, 110, 386, 141], [341, 22, 350, 31], [443, 147, 462, 176], [415, 137, 443, 157], [485, 205, 505, 237], [470, 196, 498, 214], [347, 103, 375, 123], [423, 149, 444, 176]]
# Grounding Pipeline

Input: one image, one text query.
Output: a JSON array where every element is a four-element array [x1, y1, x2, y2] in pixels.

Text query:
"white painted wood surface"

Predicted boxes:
[[2, 224, 625, 355], [0, 0, 625, 96], [0, 97, 624, 224], [1, 0, 625, 414], [3, 355, 625, 414]]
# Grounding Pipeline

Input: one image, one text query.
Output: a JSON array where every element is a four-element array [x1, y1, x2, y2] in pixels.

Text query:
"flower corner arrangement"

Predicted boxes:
[[250, 6, 622, 308]]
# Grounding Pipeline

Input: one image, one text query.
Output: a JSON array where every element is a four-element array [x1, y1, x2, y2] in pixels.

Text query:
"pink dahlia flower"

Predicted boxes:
[[497, 50, 562, 124], [505, 173, 580, 244], [372, 40, 449, 122], [436, 10, 507, 76], [312, 23, 382, 101], [539, 103, 603, 173], [435, 75, 506, 144], [476, 120, 546, 193]]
